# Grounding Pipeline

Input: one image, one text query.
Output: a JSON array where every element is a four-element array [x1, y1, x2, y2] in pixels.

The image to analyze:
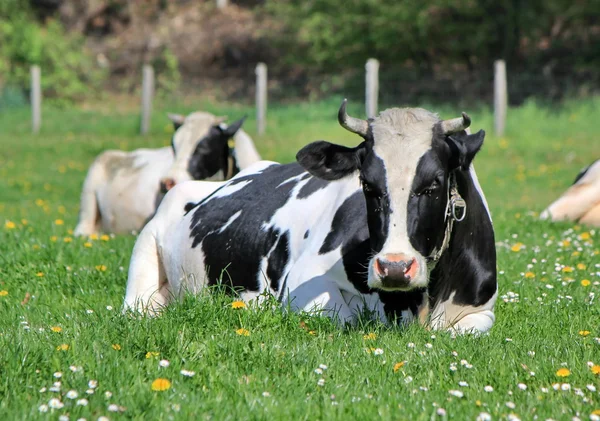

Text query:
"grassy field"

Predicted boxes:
[[0, 96, 599, 420]]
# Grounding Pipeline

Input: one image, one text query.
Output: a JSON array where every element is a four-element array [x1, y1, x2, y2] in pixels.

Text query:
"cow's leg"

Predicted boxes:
[[283, 274, 354, 325], [429, 291, 497, 335], [74, 158, 106, 236], [123, 224, 170, 315]]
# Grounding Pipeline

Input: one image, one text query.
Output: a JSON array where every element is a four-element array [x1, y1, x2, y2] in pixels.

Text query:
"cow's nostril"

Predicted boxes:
[[375, 257, 386, 276]]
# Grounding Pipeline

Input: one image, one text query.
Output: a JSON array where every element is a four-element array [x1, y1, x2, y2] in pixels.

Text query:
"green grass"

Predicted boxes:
[[0, 96, 599, 420]]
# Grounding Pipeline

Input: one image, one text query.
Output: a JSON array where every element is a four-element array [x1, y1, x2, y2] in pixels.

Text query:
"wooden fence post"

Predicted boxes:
[[255, 63, 267, 135], [494, 60, 507, 137], [140, 65, 154, 135], [31, 66, 41, 134], [365, 58, 379, 119]]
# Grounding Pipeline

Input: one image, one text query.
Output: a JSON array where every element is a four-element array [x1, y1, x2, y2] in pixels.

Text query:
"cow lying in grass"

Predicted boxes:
[[540, 159, 600, 226], [74, 111, 261, 236], [124, 101, 497, 334]]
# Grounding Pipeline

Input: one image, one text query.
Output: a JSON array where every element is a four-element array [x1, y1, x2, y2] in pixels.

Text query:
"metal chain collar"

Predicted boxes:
[[426, 171, 467, 269]]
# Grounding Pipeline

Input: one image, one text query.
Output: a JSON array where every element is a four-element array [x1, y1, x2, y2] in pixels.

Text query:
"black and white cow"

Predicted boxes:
[[124, 101, 497, 333], [540, 159, 600, 226], [74, 111, 261, 236]]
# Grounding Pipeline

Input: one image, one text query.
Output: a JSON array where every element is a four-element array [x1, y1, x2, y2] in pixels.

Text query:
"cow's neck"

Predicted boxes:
[[427, 167, 497, 307]]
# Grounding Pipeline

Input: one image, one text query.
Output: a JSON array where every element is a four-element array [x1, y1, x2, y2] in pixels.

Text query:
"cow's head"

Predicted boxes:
[[160, 112, 246, 192], [297, 100, 485, 291]]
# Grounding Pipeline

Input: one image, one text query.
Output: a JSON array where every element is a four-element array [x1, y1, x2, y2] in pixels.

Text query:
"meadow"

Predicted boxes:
[[0, 96, 599, 420]]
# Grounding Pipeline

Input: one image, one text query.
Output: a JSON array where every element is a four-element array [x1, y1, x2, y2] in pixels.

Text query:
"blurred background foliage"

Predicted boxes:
[[0, 0, 597, 106]]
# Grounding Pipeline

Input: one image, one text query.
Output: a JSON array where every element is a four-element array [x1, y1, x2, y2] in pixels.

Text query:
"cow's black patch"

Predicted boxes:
[[304, 230, 310, 239], [428, 169, 497, 307], [319, 191, 366, 255], [188, 163, 308, 292], [359, 152, 390, 253], [297, 176, 328, 199], [266, 230, 290, 292]]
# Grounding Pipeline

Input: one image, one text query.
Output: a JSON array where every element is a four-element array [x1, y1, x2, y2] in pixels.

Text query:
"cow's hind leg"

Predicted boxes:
[[123, 225, 170, 315], [74, 158, 106, 236]]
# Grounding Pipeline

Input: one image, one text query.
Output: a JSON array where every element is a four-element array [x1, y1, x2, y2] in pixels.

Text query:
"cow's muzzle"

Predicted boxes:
[[160, 178, 176, 193], [373, 254, 419, 290]]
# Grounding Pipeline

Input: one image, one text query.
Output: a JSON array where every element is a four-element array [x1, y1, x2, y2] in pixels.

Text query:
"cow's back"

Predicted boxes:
[[96, 147, 174, 233], [163, 161, 364, 297]]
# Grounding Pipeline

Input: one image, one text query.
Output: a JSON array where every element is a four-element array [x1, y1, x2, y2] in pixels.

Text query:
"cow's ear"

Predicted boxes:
[[297, 141, 366, 180], [168, 113, 186, 131], [446, 129, 485, 170], [221, 116, 246, 137]]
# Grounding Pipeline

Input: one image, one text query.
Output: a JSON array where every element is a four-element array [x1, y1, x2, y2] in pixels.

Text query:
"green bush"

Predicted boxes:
[[0, 0, 106, 104]]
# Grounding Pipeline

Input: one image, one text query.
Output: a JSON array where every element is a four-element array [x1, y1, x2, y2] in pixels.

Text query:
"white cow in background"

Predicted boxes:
[[74, 111, 261, 236]]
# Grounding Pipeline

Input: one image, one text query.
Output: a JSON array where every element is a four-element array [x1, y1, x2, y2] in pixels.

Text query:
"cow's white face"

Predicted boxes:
[[297, 101, 485, 292], [160, 112, 245, 192]]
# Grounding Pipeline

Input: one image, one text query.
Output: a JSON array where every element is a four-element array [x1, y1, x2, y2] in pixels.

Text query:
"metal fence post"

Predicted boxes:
[[365, 58, 380, 118], [256, 63, 267, 135], [31, 66, 41, 134], [140, 65, 155, 135], [494, 60, 507, 137]]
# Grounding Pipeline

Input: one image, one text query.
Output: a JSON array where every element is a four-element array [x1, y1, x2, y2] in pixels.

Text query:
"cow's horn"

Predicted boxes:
[[338, 99, 368, 137], [441, 112, 471, 134]]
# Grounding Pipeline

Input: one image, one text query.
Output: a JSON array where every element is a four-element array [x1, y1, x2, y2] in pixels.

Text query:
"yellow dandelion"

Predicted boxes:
[[475, 400, 482, 407], [100, 234, 110, 241], [21, 219, 28, 225], [562, 266, 574, 273], [393, 362, 405, 372], [363, 332, 377, 340], [84, 242, 92, 248], [146, 351, 160, 359], [556, 368, 570, 377], [95, 265, 107, 272], [36, 272, 44, 277], [591, 365, 600, 375], [112, 344, 121, 351], [561, 240, 571, 248], [524, 272, 535, 278], [0, 290, 8, 297], [231, 301, 246, 309], [89, 234, 99, 240], [151, 378, 171, 391], [236, 328, 250, 336], [511, 243, 524, 252], [50, 326, 62, 333], [579, 330, 591, 336], [32, 245, 40, 250], [572, 251, 581, 257], [5, 220, 16, 229], [54, 219, 64, 226], [581, 279, 591, 287], [50, 236, 57, 242], [67, 229, 73, 235], [308, 330, 316, 335], [580, 232, 591, 240], [63, 237, 72, 243], [56, 344, 69, 351], [35, 199, 45, 207], [592, 409, 600, 416], [576, 263, 586, 270]]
